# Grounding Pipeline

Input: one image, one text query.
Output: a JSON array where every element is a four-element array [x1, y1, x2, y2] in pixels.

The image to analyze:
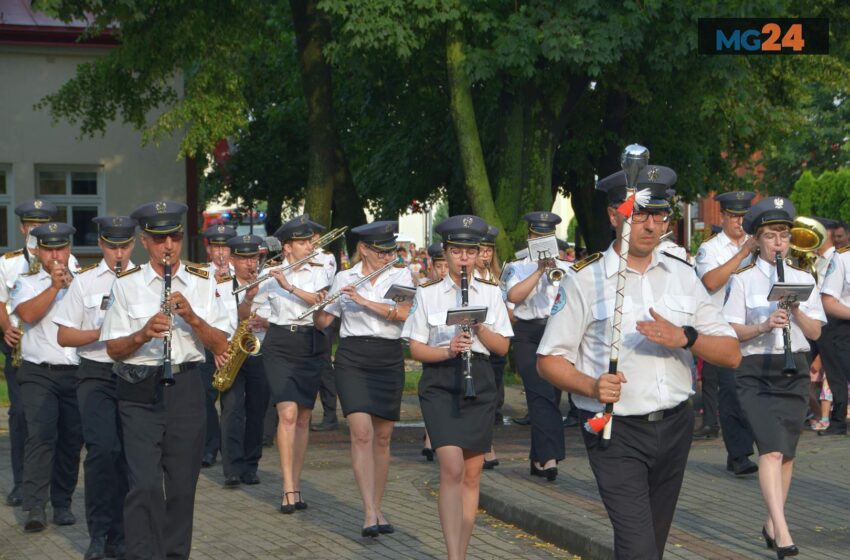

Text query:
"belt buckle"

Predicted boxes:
[[288, 325, 298, 333], [647, 410, 664, 422]]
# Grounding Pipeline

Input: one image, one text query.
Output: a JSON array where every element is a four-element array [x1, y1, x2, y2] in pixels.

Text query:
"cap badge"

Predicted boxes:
[[299, 216, 306, 224], [462, 217, 473, 228], [774, 198, 784, 209], [540, 212, 549, 220], [217, 225, 226, 233], [155, 202, 167, 214], [112, 217, 122, 226], [646, 167, 659, 181], [33, 200, 43, 209], [736, 192, 744, 200], [242, 235, 251, 242], [384, 224, 393, 233], [48, 223, 58, 233]]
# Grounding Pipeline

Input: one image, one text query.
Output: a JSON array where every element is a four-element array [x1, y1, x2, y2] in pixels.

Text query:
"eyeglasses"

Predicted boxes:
[[447, 247, 480, 257], [722, 212, 744, 221], [631, 212, 670, 224], [148, 232, 184, 243], [759, 232, 791, 242]]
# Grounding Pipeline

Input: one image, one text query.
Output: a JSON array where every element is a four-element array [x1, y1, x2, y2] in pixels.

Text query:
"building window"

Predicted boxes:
[[35, 166, 105, 249], [0, 166, 11, 251]]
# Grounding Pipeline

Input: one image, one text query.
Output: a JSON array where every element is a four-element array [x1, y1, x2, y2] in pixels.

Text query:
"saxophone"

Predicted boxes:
[[212, 313, 261, 392], [11, 256, 41, 368]]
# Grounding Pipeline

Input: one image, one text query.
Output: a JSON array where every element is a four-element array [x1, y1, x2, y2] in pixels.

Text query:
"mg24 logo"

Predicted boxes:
[[698, 19, 829, 55]]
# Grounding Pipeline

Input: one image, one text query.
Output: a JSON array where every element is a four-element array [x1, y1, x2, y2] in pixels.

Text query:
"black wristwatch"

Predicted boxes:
[[681, 326, 699, 350]]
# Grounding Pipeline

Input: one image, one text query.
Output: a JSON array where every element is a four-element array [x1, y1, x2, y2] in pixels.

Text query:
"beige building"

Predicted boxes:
[[0, 0, 191, 261]]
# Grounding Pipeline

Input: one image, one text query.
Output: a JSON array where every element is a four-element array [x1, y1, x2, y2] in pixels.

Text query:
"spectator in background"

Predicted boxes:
[[833, 221, 849, 249]]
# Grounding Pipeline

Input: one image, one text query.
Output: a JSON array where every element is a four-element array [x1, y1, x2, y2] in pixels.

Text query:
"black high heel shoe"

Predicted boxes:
[[292, 490, 307, 510], [776, 544, 798, 559], [280, 492, 296, 514], [762, 526, 775, 549], [421, 434, 434, 462], [361, 523, 380, 538], [530, 460, 557, 481]]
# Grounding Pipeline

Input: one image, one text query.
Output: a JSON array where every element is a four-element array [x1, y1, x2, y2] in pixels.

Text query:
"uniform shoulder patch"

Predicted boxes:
[[117, 265, 141, 278], [4, 249, 23, 259], [420, 278, 442, 288], [77, 263, 98, 274], [21, 271, 37, 277], [308, 261, 323, 267], [571, 252, 602, 273], [661, 251, 694, 267], [185, 265, 210, 279], [217, 274, 233, 284], [393, 262, 407, 268], [733, 262, 755, 274], [702, 232, 717, 243], [474, 276, 499, 286], [837, 245, 850, 254]]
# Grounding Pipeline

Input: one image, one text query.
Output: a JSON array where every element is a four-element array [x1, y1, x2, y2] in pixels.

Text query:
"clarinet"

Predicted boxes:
[[460, 266, 476, 400], [160, 258, 175, 386], [774, 252, 797, 376]]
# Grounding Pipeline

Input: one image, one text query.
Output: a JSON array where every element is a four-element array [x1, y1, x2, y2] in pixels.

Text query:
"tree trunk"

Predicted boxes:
[[493, 90, 525, 255], [330, 145, 366, 258], [265, 187, 285, 239], [290, 0, 337, 226], [445, 21, 508, 255]]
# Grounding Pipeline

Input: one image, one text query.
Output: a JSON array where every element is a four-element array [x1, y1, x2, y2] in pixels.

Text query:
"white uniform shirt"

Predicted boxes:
[[323, 262, 414, 339], [10, 269, 79, 365], [820, 247, 850, 307], [0, 250, 80, 310], [695, 231, 753, 309], [505, 256, 570, 320], [314, 251, 337, 288], [53, 259, 134, 363], [815, 246, 836, 290], [402, 275, 514, 355], [724, 258, 825, 356], [99, 262, 234, 366], [252, 258, 325, 326], [657, 240, 690, 263], [221, 276, 271, 343], [537, 245, 735, 416]]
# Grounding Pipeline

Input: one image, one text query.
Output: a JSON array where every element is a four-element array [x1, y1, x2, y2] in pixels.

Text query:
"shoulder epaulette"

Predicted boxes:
[[117, 265, 141, 278], [393, 262, 407, 268], [185, 265, 209, 279], [217, 274, 232, 284], [661, 251, 694, 268], [474, 276, 499, 286], [322, 249, 331, 254], [838, 245, 850, 254], [733, 262, 755, 274], [21, 271, 37, 277], [571, 252, 602, 273], [4, 249, 23, 259], [420, 278, 441, 288], [308, 261, 323, 267], [702, 232, 717, 243], [77, 263, 98, 275]]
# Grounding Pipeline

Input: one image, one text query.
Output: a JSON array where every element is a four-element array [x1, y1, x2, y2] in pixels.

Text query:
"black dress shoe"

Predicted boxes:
[[361, 524, 380, 538], [24, 508, 46, 533], [818, 424, 847, 436], [482, 459, 499, 470], [201, 453, 216, 468], [530, 461, 558, 481], [240, 472, 260, 485], [693, 424, 719, 439], [5, 484, 22, 507], [311, 418, 339, 432], [421, 448, 434, 462], [776, 544, 799, 558], [512, 414, 531, 426], [494, 412, 504, 425], [563, 415, 580, 428], [105, 541, 126, 559], [84, 536, 108, 560], [378, 523, 395, 534], [224, 475, 241, 488], [53, 506, 76, 525], [727, 456, 758, 476]]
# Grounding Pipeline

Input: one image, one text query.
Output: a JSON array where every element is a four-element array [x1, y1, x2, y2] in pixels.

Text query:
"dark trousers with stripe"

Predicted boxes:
[[2, 342, 26, 490], [580, 403, 693, 560], [200, 351, 221, 460], [818, 321, 850, 431], [76, 359, 127, 544], [18, 361, 83, 511], [221, 355, 270, 478]]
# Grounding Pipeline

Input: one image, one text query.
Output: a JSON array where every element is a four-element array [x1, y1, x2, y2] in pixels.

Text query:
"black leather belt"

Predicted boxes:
[[277, 324, 314, 334], [25, 361, 77, 371], [622, 401, 688, 422], [172, 362, 201, 374]]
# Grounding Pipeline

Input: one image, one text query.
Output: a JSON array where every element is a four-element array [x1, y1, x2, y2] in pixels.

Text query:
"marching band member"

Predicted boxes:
[[505, 211, 570, 481], [694, 191, 759, 476], [9, 222, 82, 532], [0, 199, 77, 507], [242, 215, 326, 514], [538, 168, 740, 559], [313, 220, 413, 537], [200, 224, 236, 468], [101, 202, 232, 560], [54, 216, 136, 559], [219, 234, 271, 488], [724, 197, 824, 558], [402, 215, 513, 560], [421, 242, 449, 461]]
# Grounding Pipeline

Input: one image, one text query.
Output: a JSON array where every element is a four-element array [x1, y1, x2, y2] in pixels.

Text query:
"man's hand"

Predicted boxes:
[[636, 308, 688, 348], [449, 331, 472, 356], [141, 312, 171, 341], [593, 371, 627, 404], [49, 264, 69, 290], [765, 307, 789, 330], [213, 351, 230, 370], [271, 269, 294, 293], [168, 291, 197, 324], [247, 316, 269, 332], [3, 325, 21, 347]]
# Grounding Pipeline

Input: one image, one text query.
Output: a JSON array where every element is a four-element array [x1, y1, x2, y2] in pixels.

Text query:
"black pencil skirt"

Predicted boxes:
[[262, 325, 325, 409], [419, 354, 497, 453], [737, 352, 809, 458], [334, 336, 404, 421]]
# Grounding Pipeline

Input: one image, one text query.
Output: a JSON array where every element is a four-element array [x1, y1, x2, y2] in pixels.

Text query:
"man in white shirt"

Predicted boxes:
[[100, 201, 232, 560], [9, 222, 82, 533], [538, 166, 741, 559]]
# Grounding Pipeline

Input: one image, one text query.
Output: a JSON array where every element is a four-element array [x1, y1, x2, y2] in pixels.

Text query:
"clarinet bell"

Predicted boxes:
[[463, 375, 476, 401], [160, 365, 175, 386]]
